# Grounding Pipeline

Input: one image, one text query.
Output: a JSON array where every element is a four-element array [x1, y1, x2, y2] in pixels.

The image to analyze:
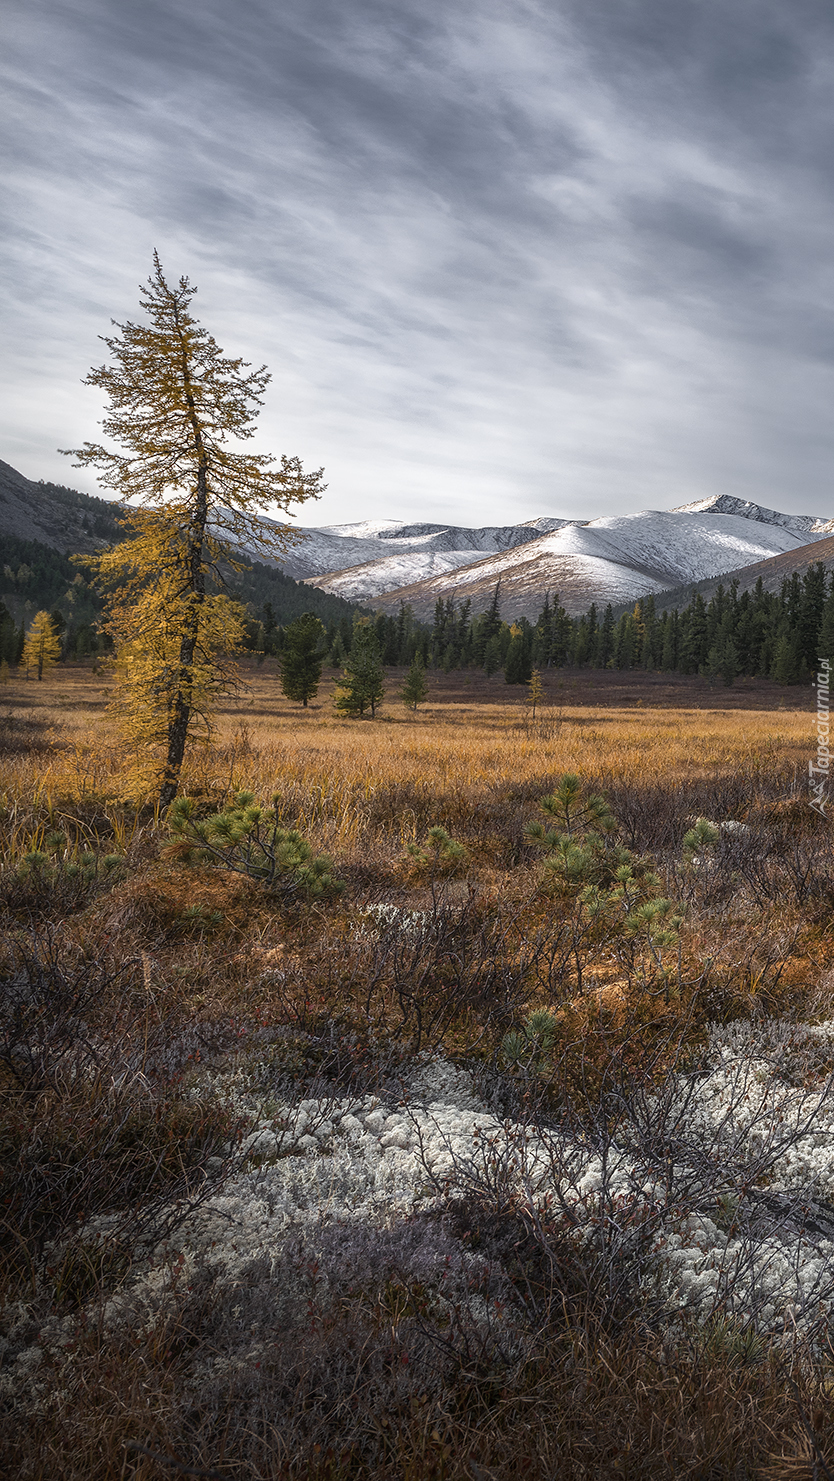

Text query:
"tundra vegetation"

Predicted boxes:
[[1, 662, 833, 1479]]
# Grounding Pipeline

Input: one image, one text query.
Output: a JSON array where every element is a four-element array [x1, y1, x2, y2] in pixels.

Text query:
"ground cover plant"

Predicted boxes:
[[1, 663, 833, 1479]]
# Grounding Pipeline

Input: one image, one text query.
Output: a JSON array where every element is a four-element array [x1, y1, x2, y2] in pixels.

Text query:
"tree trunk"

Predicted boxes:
[[158, 442, 208, 807]]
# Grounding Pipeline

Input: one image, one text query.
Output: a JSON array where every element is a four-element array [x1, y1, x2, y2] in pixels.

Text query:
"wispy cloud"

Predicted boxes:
[[3, 0, 834, 524]]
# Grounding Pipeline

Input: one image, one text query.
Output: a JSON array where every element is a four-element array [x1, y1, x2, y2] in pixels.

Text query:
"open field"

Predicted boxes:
[[2, 664, 834, 1479], [0, 660, 814, 835]]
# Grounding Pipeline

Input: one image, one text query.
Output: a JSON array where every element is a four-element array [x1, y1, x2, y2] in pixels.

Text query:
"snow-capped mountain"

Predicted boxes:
[[5, 449, 830, 623], [671, 493, 833, 538], [275, 516, 569, 587], [288, 498, 834, 619]]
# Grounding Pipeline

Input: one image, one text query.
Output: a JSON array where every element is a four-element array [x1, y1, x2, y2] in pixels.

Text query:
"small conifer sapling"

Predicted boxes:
[[401, 655, 428, 712], [527, 667, 544, 717]]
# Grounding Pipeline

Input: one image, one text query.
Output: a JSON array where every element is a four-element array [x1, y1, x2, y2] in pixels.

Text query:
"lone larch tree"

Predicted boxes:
[[21, 611, 62, 681], [66, 253, 324, 804]]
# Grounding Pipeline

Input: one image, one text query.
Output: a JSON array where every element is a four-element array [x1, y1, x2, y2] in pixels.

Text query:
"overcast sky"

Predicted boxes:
[[3, 0, 834, 528]]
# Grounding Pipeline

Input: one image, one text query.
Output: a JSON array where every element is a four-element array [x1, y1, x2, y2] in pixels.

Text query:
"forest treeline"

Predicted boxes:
[[0, 537, 369, 667], [4, 533, 832, 688], [249, 561, 834, 686]]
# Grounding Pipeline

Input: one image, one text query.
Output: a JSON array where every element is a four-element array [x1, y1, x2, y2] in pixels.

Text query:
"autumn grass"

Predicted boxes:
[[0, 663, 812, 850], [2, 665, 833, 1478]]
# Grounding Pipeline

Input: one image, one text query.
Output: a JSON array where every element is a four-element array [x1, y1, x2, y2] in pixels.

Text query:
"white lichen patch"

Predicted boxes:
[[7, 1016, 834, 1408]]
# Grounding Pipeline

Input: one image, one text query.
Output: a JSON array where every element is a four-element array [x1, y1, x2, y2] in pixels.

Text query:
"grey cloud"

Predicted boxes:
[[2, 0, 834, 524]]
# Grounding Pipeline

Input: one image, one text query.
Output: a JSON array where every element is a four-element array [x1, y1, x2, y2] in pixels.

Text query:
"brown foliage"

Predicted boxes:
[[1, 672, 833, 1477]]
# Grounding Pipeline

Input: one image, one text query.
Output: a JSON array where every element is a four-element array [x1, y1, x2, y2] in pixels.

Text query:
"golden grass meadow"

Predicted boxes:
[[2, 660, 834, 1481]]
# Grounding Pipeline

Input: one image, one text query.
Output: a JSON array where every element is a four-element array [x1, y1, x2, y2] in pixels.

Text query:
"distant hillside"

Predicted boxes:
[[225, 557, 371, 628], [0, 536, 102, 628], [615, 532, 834, 618], [0, 459, 369, 632], [0, 458, 123, 552]]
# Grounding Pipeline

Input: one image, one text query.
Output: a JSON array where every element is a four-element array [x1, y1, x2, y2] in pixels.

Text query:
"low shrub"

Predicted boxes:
[[165, 791, 343, 899]]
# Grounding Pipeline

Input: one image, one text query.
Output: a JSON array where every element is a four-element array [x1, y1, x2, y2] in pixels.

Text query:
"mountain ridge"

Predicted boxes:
[[316, 504, 834, 619], [2, 456, 832, 623], [0, 458, 123, 553]]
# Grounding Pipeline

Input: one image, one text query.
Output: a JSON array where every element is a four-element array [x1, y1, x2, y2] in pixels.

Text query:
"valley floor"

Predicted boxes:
[[0, 664, 831, 1478]]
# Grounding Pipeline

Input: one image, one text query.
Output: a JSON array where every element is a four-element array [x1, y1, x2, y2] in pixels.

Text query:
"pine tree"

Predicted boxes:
[[65, 253, 324, 804], [21, 610, 62, 681], [504, 630, 532, 685], [400, 655, 428, 711], [335, 623, 385, 717], [279, 613, 324, 706], [817, 578, 834, 668]]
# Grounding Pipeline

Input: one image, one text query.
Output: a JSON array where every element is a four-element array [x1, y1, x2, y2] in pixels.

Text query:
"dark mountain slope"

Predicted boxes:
[[0, 459, 123, 553]]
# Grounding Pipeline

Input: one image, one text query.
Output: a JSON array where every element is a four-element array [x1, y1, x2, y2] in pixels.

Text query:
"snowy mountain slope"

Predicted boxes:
[[270, 515, 571, 581], [672, 493, 834, 538], [303, 547, 510, 600], [618, 532, 834, 617], [358, 509, 833, 621]]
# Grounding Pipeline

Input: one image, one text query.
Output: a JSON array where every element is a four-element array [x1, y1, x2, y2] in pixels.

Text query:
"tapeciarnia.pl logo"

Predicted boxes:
[[810, 658, 831, 816]]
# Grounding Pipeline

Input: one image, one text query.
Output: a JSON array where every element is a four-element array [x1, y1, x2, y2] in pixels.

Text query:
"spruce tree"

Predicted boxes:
[[660, 610, 678, 670], [535, 592, 553, 666], [818, 579, 834, 668], [677, 593, 705, 672], [401, 655, 428, 711], [720, 638, 739, 686], [475, 581, 502, 663], [594, 604, 615, 667], [279, 613, 324, 706], [335, 623, 385, 717], [504, 630, 532, 685], [484, 634, 503, 676], [771, 628, 803, 684]]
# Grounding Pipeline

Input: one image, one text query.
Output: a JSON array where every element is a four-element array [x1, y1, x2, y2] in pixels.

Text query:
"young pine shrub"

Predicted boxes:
[[0, 831, 126, 921], [501, 1008, 560, 1072], [166, 791, 343, 899], [406, 824, 470, 910], [525, 774, 685, 1000]]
